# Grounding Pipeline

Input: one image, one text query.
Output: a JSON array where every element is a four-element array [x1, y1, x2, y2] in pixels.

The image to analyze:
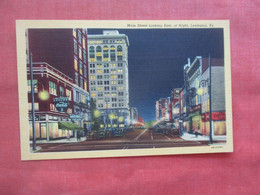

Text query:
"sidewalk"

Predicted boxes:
[[181, 132, 226, 142], [30, 136, 86, 144]]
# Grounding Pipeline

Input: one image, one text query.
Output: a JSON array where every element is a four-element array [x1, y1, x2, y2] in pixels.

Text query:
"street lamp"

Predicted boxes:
[[197, 55, 213, 144]]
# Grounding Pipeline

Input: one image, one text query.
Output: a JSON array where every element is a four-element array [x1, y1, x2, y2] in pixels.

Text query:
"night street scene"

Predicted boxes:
[[26, 27, 227, 153]]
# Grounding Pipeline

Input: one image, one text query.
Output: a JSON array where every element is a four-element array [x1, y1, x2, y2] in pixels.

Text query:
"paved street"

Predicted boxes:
[[35, 128, 209, 153]]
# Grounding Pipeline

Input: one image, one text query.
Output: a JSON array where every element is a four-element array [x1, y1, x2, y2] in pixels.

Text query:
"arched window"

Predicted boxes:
[[103, 46, 109, 61], [110, 45, 116, 61], [96, 46, 102, 61], [89, 46, 95, 58], [117, 45, 123, 61]]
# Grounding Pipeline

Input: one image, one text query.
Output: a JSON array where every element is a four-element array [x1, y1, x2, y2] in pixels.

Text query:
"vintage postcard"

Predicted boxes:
[[16, 20, 233, 160]]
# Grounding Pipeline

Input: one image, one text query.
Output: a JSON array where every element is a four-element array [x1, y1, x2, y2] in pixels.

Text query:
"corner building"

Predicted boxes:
[[87, 30, 130, 128]]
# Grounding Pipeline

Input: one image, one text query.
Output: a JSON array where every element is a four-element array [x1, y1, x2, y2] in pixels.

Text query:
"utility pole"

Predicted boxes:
[[30, 53, 37, 151], [209, 54, 213, 144]]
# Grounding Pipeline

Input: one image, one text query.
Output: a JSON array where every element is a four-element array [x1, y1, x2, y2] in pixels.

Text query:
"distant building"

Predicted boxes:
[[130, 107, 138, 126], [87, 30, 130, 128]]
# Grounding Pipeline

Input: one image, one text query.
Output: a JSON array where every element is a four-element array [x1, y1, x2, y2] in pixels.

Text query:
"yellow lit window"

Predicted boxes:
[[74, 58, 78, 71], [84, 81, 87, 91], [195, 95, 198, 105], [208, 99, 210, 111], [110, 75, 116, 79], [81, 94, 85, 103], [96, 52, 102, 56], [91, 93, 96, 97], [117, 52, 122, 55], [98, 87, 103, 91], [97, 69, 102, 74], [83, 39, 86, 49], [118, 69, 123, 73], [90, 58, 95, 62], [90, 75, 96, 80]]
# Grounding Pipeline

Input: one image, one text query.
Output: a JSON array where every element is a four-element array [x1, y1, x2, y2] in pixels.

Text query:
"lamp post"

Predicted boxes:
[[197, 54, 213, 144], [29, 53, 36, 151]]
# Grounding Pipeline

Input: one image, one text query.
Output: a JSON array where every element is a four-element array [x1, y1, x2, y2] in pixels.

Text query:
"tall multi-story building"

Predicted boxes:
[[183, 56, 226, 136], [27, 29, 90, 132], [87, 30, 130, 128]]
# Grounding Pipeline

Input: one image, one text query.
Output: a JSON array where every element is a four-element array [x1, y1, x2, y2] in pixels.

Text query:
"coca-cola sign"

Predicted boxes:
[[54, 97, 69, 112]]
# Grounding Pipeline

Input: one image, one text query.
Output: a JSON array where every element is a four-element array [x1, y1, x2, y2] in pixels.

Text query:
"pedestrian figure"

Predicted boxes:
[[67, 131, 70, 141], [77, 132, 81, 141]]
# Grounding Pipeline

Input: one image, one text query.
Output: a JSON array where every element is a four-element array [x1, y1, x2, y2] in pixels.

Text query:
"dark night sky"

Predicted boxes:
[[88, 28, 224, 121]]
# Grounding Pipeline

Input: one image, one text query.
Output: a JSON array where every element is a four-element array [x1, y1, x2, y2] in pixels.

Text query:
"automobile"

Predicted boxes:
[[165, 124, 180, 135], [86, 130, 98, 140], [98, 130, 106, 139], [113, 129, 125, 137]]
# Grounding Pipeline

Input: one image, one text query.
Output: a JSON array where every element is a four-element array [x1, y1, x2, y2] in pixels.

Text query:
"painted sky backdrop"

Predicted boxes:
[[88, 28, 224, 121]]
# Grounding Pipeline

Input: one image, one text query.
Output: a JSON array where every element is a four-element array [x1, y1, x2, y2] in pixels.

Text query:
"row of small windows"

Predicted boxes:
[[90, 86, 124, 91], [91, 92, 124, 97], [89, 45, 123, 61], [89, 69, 123, 74], [90, 80, 123, 85], [89, 63, 123, 68], [90, 75, 124, 80], [97, 103, 125, 109], [89, 39, 123, 44]]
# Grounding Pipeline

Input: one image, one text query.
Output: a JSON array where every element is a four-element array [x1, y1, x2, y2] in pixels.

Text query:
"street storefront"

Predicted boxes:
[[29, 114, 83, 140], [201, 111, 226, 136], [189, 105, 201, 133]]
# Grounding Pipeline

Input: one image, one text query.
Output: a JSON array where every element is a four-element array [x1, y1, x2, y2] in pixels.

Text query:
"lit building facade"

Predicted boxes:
[[183, 56, 226, 136], [87, 30, 130, 128], [27, 29, 90, 131], [27, 62, 75, 140]]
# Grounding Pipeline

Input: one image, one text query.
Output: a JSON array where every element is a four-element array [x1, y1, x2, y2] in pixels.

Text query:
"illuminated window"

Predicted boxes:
[[79, 46, 82, 59], [84, 80, 87, 91], [79, 61, 83, 75], [118, 86, 124, 90], [117, 45, 123, 61], [96, 46, 102, 61], [91, 92, 96, 97], [97, 87, 103, 91], [81, 94, 85, 103], [28, 102, 39, 110], [110, 63, 116, 67], [110, 45, 116, 61], [111, 92, 117, 96], [111, 80, 116, 85], [74, 56, 78, 71], [49, 81, 57, 95], [110, 75, 116, 79], [118, 69, 123, 73], [83, 38, 86, 49], [27, 80, 38, 93], [66, 89, 72, 100], [90, 75, 96, 80]]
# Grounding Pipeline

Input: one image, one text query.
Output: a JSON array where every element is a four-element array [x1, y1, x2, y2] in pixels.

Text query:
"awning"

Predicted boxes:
[[58, 122, 84, 131]]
